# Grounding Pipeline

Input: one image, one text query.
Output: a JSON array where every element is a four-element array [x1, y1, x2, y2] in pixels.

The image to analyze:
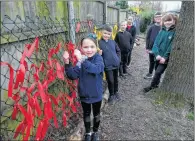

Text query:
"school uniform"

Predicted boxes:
[[115, 30, 133, 74], [65, 53, 104, 133], [98, 38, 121, 100], [146, 23, 161, 74], [126, 25, 136, 66], [151, 25, 176, 87]]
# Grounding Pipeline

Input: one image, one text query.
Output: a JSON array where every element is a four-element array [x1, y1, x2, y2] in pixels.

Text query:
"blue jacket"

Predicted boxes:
[[65, 53, 104, 104], [98, 39, 121, 70]]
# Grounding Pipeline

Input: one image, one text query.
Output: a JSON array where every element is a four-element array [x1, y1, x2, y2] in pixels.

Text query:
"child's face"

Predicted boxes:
[[81, 38, 97, 58], [164, 19, 175, 28], [127, 20, 132, 25], [154, 16, 162, 24], [120, 22, 127, 31], [102, 30, 111, 41]]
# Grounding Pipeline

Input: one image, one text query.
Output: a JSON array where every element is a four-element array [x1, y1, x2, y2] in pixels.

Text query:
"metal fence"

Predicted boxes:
[[0, 14, 86, 140], [0, 6, 110, 141]]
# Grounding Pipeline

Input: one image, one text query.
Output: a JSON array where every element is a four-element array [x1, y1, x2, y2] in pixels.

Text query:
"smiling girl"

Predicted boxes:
[[63, 34, 104, 141], [143, 13, 178, 93]]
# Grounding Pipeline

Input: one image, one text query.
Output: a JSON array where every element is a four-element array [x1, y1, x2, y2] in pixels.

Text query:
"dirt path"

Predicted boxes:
[[99, 38, 194, 140]]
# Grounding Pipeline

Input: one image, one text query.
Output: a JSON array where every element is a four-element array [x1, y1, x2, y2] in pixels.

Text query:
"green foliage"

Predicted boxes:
[[186, 112, 194, 120], [139, 10, 154, 33], [164, 128, 172, 136], [115, 1, 128, 9], [140, 17, 151, 33]]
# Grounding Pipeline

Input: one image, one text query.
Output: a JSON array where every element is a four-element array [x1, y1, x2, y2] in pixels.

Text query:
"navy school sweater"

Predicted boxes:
[[146, 23, 161, 50], [98, 39, 121, 71], [115, 31, 133, 53], [65, 53, 104, 104], [126, 25, 136, 44]]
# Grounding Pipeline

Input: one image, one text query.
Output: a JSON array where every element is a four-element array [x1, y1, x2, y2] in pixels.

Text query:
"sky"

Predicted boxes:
[[161, 1, 181, 11], [128, 1, 182, 12]]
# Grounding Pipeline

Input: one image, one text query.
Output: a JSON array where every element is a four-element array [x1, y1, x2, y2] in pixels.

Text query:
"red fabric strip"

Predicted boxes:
[[0, 62, 14, 97]]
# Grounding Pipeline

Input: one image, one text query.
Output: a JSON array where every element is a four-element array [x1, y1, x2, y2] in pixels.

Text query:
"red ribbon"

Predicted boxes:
[[26, 37, 39, 58], [0, 62, 14, 97], [14, 120, 27, 139], [1, 38, 80, 140], [88, 20, 92, 28], [33, 95, 42, 116], [14, 64, 25, 89], [76, 22, 81, 33], [37, 81, 47, 103]]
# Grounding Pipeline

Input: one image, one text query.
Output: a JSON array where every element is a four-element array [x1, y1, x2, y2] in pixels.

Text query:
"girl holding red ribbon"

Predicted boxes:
[[63, 34, 104, 141]]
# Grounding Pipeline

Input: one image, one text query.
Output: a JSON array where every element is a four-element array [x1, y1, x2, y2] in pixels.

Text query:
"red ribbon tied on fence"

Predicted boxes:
[[1, 37, 79, 140], [76, 22, 81, 33]]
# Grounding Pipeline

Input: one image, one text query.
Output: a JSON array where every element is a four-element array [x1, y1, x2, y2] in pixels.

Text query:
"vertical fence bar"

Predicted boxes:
[[117, 8, 120, 24], [103, 1, 107, 24], [126, 11, 129, 20], [68, 1, 75, 44]]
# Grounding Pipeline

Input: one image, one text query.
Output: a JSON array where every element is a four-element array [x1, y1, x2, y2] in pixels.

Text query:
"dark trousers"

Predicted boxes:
[[127, 47, 133, 66], [148, 53, 155, 74], [81, 101, 102, 133], [119, 52, 128, 74], [151, 61, 168, 87], [105, 69, 118, 96]]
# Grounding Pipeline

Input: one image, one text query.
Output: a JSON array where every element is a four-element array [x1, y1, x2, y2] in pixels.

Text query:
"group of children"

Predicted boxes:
[[143, 12, 178, 92], [63, 12, 178, 141]]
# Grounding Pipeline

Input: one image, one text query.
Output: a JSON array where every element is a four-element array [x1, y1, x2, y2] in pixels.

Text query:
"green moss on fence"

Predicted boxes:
[[36, 2, 50, 18], [56, 2, 68, 20], [17, 1, 25, 20], [73, 1, 80, 19]]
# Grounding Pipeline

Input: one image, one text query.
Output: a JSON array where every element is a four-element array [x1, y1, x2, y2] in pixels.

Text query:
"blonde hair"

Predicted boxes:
[[127, 20, 132, 25], [128, 16, 133, 21], [120, 21, 127, 25]]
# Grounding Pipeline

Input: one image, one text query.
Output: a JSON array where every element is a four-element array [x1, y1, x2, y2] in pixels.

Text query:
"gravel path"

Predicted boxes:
[[99, 38, 194, 140]]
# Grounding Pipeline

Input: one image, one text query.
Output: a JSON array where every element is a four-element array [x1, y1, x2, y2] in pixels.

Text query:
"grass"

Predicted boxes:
[[150, 89, 187, 108], [165, 128, 172, 136], [186, 112, 194, 121]]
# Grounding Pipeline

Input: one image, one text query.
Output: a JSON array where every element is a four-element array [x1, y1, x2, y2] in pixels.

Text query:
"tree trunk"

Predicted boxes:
[[160, 1, 194, 100]]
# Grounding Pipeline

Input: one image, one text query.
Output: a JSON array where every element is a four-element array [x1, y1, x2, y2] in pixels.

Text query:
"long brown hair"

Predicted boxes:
[[161, 13, 178, 27]]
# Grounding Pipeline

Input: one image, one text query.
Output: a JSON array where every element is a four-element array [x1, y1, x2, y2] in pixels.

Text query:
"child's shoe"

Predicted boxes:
[[91, 132, 99, 141], [84, 133, 91, 141], [115, 92, 121, 100], [108, 95, 115, 104]]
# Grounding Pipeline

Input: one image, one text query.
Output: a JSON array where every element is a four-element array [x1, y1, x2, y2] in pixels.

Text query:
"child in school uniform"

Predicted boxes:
[[126, 17, 136, 67], [144, 12, 162, 79], [98, 24, 121, 103], [115, 21, 133, 77], [143, 13, 178, 93], [63, 33, 104, 141]]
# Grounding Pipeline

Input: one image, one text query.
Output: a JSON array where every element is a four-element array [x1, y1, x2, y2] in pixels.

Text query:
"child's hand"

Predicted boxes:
[[156, 55, 162, 60], [74, 49, 82, 61], [146, 49, 150, 54], [63, 51, 69, 64], [98, 49, 103, 55], [159, 57, 166, 64]]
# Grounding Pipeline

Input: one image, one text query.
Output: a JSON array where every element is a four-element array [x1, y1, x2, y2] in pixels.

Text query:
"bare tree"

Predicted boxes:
[[152, 1, 163, 12], [159, 1, 194, 101]]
